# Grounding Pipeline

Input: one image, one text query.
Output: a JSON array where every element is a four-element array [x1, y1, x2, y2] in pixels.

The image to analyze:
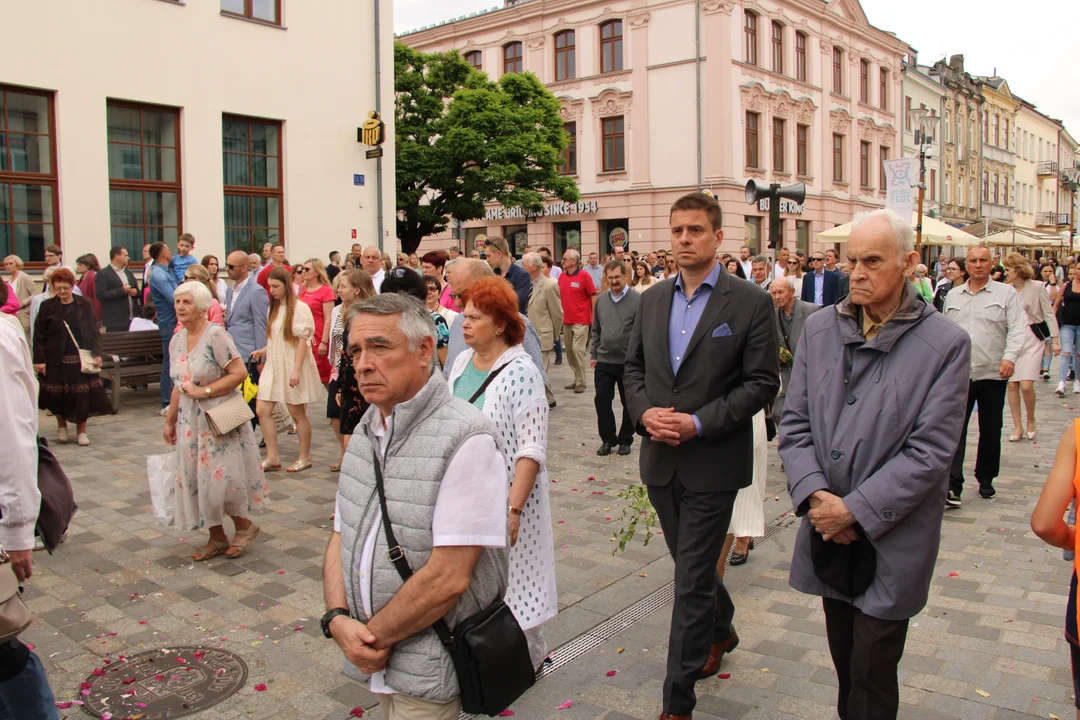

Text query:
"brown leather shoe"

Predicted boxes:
[[658, 713, 692, 720], [699, 630, 739, 679]]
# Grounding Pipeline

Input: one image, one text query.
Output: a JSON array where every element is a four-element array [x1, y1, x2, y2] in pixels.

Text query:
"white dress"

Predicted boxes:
[[729, 410, 767, 538], [447, 345, 557, 667], [256, 301, 323, 405]]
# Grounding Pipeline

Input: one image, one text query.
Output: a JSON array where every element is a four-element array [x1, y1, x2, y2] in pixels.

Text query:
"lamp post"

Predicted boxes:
[[908, 107, 940, 258]]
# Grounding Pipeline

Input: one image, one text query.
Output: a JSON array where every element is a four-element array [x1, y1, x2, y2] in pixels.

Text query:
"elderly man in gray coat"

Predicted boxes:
[[779, 209, 971, 720], [769, 275, 818, 425]]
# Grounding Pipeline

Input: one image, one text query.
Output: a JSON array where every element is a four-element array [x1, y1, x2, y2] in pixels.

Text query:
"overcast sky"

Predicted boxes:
[[394, 0, 1080, 142]]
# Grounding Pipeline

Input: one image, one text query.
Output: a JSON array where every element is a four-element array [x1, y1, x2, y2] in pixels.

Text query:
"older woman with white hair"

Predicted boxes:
[[164, 280, 267, 562]]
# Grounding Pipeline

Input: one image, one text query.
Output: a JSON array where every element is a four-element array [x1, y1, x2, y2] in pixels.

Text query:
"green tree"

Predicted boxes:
[[395, 41, 580, 254]]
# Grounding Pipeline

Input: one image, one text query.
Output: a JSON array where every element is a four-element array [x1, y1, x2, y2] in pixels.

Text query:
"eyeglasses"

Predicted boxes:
[[225, 263, 239, 270], [810, 257, 824, 263], [301, 266, 313, 273], [787, 261, 799, 266]]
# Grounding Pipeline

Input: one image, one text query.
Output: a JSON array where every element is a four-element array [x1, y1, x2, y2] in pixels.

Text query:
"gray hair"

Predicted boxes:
[[248, 253, 261, 263], [521, 252, 542, 271], [752, 254, 770, 266], [174, 279, 213, 313], [450, 258, 494, 288], [563, 248, 581, 263], [771, 275, 792, 292], [850, 209, 914, 258], [344, 292, 436, 364]]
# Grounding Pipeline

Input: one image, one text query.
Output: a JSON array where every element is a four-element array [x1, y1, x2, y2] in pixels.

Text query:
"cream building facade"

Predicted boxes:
[[1, 0, 396, 273], [1014, 98, 1065, 233], [401, 0, 908, 259], [900, 59, 944, 221], [928, 55, 983, 228], [976, 76, 1019, 224]]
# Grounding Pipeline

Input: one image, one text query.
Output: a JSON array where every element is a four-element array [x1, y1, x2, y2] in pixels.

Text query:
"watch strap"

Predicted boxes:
[[321, 607, 351, 639]]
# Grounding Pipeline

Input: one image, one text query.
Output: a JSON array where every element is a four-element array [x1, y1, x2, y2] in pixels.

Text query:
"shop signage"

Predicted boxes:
[[756, 198, 804, 215], [484, 200, 599, 221], [608, 227, 628, 249], [473, 234, 488, 251], [359, 111, 385, 146]]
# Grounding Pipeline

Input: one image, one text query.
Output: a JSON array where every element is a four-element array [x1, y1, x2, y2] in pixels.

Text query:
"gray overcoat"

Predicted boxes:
[[778, 282, 971, 620]]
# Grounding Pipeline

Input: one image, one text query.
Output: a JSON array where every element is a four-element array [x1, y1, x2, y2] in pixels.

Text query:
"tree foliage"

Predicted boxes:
[[395, 41, 580, 254]]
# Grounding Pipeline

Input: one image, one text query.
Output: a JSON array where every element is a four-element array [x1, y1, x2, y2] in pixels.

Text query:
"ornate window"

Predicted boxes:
[[879, 68, 888, 110], [601, 117, 625, 172], [832, 47, 843, 94], [746, 112, 760, 168], [795, 33, 807, 82], [860, 141, 870, 187], [859, 60, 869, 103], [797, 124, 808, 176], [773, 118, 785, 172], [463, 51, 482, 70], [833, 133, 844, 182], [561, 122, 577, 175], [771, 22, 783, 74], [503, 42, 523, 75], [554, 30, 575, 81], [880, 145, 889, 189], [600, 20, 623, 73], [744, 12, 757, 66]]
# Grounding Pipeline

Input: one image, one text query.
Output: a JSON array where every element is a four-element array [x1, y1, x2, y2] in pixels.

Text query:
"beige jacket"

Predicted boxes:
[[527, 274, 563, 349]]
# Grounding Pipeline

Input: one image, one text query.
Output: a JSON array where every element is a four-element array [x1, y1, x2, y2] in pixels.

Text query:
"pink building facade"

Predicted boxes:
[[400, 0, 909, 259]]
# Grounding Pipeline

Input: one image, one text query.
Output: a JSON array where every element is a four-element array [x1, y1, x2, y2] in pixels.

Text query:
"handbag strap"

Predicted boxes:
[[371, 450, 456, 648], [468, 361, 511, 404], [62, 321, 83, 352]]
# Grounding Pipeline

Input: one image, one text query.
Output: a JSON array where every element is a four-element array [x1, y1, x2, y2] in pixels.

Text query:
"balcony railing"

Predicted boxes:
[[1035, 211, 1056, 226], [1059, 213, 1071, 227], [1037, 161, 1059, 176]]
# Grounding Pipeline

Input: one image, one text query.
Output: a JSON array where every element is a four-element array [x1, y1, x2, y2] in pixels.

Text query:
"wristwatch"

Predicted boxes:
[[321, 608, 351, 639], [204, 386, 212, 398], [509, 506, 523, 516]]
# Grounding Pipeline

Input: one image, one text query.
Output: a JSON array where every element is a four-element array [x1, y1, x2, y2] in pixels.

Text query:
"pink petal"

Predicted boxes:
[[718, 672, 731, 679], [349, 708, 365, 718], [56, 702, 74, 709], [606, 670, 618, 677], [91, 668, 106, 676], [556, 700, 573, 709], [122, 677, 136, 685], [498, 711, 515, 717], [254, 683, 268, 691], [947, 572, 960, 578], [25, 644, 34, 650]]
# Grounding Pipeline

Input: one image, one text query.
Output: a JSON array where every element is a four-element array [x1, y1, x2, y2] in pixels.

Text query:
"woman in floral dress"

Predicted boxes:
[[163, 281, 266, 562]]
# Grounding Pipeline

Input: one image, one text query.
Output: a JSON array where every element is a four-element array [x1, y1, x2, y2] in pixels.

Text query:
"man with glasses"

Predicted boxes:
[[801, 252, 841, 306], [224, 250, 269, 364], [652, 250, 667, 277]]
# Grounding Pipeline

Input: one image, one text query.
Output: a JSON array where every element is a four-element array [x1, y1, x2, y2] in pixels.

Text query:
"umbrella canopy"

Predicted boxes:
[[981, 228, 1066, 247], [818, 213, 982, 246]]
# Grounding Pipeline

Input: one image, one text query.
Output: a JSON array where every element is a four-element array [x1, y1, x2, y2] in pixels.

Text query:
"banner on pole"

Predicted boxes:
[[883, 158, 919, 220]]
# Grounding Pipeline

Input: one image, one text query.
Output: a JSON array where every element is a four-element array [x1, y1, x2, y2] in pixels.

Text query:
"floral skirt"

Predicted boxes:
[[39, 355, 114, 424]]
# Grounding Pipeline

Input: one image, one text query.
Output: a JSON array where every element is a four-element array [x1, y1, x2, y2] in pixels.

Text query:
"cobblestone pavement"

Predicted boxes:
[[26, 359, 1078, 719]]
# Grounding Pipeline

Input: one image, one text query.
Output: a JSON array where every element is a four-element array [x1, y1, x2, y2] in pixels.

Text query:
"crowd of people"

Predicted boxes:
[[6, 204, 1080, 720]]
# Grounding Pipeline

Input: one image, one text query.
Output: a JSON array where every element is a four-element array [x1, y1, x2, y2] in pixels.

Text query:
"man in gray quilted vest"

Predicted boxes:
[[322, 293, 509, 720]]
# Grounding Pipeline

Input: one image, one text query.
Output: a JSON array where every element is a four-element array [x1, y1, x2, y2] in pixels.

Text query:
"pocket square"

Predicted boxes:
[[712, 324, 733, 338]]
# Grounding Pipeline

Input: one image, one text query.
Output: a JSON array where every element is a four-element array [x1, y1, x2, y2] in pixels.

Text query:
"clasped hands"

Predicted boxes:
[[641, 407, 698, 446], [808, 490, 858, 544], [330, 616, 392, 675]]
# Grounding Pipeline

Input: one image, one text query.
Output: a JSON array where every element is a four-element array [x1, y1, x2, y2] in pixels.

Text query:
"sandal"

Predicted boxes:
[[330, 462, 342, 472], [286, 459, 312, 473], [262, 460, 282, 472], [226, 524, 260, 558], [193, 538, 229, 562]]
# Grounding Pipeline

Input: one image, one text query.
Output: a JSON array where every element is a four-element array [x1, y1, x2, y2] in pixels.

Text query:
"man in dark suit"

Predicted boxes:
[[825, 248, 850, 299], [801, 251, 841, 306], [770, 275, 818, 423], [624, 193, 780, 720], [96, 246, 141, 332]]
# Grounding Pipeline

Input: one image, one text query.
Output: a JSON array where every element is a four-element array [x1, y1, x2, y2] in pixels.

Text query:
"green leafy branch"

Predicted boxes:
[[611, 484, 659, 555]]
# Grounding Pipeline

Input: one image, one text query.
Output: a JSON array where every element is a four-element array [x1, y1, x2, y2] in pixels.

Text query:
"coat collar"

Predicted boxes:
[[835, 281, 930, 352]]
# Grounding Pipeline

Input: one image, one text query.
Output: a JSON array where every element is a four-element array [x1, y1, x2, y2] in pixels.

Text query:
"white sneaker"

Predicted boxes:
[[1056, 381, 1067, 396], [57, 427, 68, 443], [77, 433, 90, 446], [1074, 380, 1080, 394]]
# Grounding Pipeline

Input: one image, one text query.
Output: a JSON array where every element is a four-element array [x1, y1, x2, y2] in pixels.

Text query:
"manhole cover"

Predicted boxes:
[[80, 645, 248, 719]]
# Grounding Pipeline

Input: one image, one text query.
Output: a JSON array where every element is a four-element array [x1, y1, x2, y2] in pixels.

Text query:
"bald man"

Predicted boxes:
[[442, 259, 551, 403], [225, 249, 269, 362], [361, 246, 385, 291]]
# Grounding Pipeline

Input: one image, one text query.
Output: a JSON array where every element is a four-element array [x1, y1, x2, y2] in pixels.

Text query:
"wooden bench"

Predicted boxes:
[[99, 330, 164, 411]]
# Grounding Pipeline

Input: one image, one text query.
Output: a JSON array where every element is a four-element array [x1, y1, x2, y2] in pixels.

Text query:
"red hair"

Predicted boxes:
[[49, 268, 76, 286], [461, 277, 525, 346]]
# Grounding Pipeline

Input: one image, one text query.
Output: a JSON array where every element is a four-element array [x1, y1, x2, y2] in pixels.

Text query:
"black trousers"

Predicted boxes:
[[949, 379, 1007, 497], [647, 476, 737, 715], [594, 361, 634, 446], [823, 598, 909, 720]]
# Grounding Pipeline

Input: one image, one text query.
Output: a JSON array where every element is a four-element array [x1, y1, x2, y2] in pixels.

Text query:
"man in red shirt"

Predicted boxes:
[[257, 242, 291, 294], [558, 248, 597, 393]]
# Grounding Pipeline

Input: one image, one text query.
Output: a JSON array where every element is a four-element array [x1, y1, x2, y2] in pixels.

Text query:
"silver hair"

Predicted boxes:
[[444, 257, 461, 277], [564, 248, 581, 263], [248, 253, 261, 263], [850, 209, 914, 258], [521, 252, 542, 271], [752, 254, 770, 266], [174, 279, 213, 313], [771, 275, 792, 291], [344, 292, 436, 364]]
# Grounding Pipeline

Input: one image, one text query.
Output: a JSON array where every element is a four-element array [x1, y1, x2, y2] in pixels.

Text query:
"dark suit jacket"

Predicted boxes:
[[96, 265, 141, 332], [624, 271, 780, 492], [776, 298, 819, 398], [800, 269, 841, 306]]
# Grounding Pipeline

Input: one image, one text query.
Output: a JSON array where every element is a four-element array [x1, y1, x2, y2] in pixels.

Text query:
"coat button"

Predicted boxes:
[[846, 395, 856, 405], [830, 449, 841, 460], [884, 510, 894, 520], [673, 389, 679, 395]]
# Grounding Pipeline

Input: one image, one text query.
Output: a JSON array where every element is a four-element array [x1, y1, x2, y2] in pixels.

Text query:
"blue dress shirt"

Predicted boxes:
[[668, 262, 722, 437], [813, 270, 824, 305], [148, 262, 179, 327]]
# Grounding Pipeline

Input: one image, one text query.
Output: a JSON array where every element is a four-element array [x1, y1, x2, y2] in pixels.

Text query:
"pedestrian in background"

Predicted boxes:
[[96, 247, 141, 333], [1055, 265, 1080, 396], [327, 268, 374, 470], [944, 246, 1027, 505], [223, 250, 269, 364], [589, 260, 640, 457], [523, 252, 562, 408], [180, 264, 224, 326], [4, 255, 36, 334], [297, 258, 336, 386], [1041, 263, 1062, 380], [780, 209, 971, 720], [558, 248, 596, 394], [933, 258, 967, 313], [201, 254, 229, 303], [76, 253, 102, 323], [1002, 252, 1058, 442]]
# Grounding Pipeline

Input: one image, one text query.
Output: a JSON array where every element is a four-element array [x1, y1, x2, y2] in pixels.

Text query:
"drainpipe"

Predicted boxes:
[[695, 0, 702, 187], [374, 0, 385, 251]]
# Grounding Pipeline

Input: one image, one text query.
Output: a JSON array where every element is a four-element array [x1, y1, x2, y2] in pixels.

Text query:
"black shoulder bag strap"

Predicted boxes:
[[466, 362, 511, 404], [371, 450, 457, 648]]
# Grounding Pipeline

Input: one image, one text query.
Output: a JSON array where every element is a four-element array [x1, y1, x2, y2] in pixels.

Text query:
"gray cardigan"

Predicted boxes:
[[589, 288, 641, 364]]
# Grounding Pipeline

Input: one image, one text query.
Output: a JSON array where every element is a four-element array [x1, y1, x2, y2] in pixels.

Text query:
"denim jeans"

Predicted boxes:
[[0, 651, 59, 720], [159, 322, 176, 407], [1060, 325, 1079, 383]]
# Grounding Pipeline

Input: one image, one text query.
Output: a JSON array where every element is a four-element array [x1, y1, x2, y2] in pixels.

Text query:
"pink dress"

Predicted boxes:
[[1, 283, 19, 315], [297, 283, 335, 383]]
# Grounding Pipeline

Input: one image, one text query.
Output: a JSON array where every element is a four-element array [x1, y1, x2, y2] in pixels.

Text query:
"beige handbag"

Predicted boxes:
[[0, 547, 33, 642], [63, 320, 99, 374], [203, 390, 255, 436]]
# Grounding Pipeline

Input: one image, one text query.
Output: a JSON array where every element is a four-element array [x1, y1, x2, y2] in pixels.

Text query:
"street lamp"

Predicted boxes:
[[908, 107, 940, 257]]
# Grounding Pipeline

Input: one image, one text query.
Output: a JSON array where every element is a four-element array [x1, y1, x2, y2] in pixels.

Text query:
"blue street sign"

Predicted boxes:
[[353, 174, 365, 186]]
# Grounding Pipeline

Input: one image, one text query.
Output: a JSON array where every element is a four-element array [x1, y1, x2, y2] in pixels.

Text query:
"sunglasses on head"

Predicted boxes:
[[391, 267, 411, 279]]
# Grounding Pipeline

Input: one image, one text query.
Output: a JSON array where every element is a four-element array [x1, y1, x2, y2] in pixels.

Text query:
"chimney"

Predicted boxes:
[[949, 54, 964, 72]]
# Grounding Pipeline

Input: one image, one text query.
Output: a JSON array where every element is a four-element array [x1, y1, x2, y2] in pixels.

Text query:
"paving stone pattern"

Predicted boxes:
[[27, 363, 1078, 719]]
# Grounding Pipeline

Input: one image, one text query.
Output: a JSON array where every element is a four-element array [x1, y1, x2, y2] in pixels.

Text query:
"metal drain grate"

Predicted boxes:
[[459, 522, 788, 718]]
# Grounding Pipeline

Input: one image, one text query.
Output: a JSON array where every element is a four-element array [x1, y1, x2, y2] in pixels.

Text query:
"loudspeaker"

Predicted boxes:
[[777, 181, 806, 205], [744, 179, 769, 204], [743, 179, 806, 206]]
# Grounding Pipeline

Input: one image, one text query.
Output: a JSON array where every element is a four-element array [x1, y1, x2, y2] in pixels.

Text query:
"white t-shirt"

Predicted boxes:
[[333, 410, 507, 694]]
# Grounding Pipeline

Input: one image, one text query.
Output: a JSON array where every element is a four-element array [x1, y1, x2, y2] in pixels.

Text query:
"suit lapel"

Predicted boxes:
[[655, 282, 676, 378], [679, 273, 731, 371]]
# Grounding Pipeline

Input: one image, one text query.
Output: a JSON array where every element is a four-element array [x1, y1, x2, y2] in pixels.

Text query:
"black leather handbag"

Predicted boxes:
[[372, 452, 535, 716], [1030, 321, 1051, 342]]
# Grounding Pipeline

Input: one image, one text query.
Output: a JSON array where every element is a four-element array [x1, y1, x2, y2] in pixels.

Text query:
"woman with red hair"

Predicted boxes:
[[446, 277, 557, 670]]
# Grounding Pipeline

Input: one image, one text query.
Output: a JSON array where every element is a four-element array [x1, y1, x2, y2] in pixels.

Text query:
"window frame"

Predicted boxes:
[[797, 123, 809, 176], [746, 111, 760, 169], [222, 114, 285, 255], [601, 116, 625, 173], [930, 168, 937, 201], [905, 96, 911, 131], [554, 30, 576, 81], [107, 99, 183, 255], [561, 121, 577, 175], [833, 133, 844, 183], [859, 140, 870, 187], [503, 42, 523, 75], [772, 117, 785, 172], [220, 0, 282, 26], [832, 47, 843, 94], [879, 145, 889, 190], [599, 20, 623, 74], [0, 84, 61, 266], [463, 50, 482, 71], [859, 59, 869, 103], [795, 32, 807, 82], [744, 11, 758, 66], [771, 21, 783, 75], [879, 68, 888, 110]]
